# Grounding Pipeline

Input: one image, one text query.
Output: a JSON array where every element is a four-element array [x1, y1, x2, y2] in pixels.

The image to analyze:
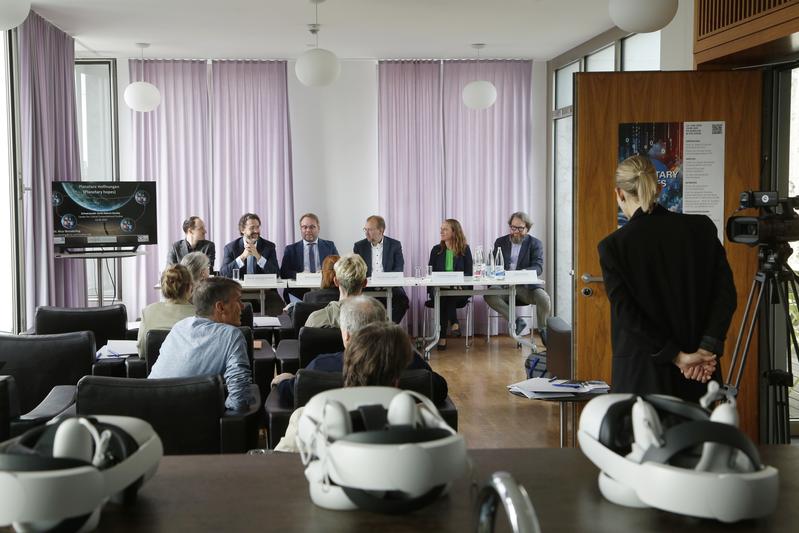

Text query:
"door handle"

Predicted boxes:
[[581, 273, 604, 284]]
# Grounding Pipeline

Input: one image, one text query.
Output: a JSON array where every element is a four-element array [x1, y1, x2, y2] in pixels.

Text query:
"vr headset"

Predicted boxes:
[[0, 416, 163, 532], [297, 387, 467, 513], [578, 382, 779, 523]]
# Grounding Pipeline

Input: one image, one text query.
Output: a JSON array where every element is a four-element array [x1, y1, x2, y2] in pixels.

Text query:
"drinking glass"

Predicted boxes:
[[232, 268, 240, 280], [426, 265, 433, 279], [414, 266, 422, 280]]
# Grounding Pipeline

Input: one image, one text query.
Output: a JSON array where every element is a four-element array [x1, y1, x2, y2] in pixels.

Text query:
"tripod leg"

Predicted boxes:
[[731, 276, 767, 393]]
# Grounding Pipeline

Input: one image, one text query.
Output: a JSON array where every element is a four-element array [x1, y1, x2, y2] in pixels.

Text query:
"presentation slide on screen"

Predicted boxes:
[[52, 181, 158, 247]]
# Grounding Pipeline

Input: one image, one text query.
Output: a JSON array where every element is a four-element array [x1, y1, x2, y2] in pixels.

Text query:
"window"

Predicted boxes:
[[74, 60, 120, 305], [553, 116, 573, 324], [787, 66, 799, 424], [586, 45, 616, 72], [622, 32, 661, 71], [555, 61, 580, 109]]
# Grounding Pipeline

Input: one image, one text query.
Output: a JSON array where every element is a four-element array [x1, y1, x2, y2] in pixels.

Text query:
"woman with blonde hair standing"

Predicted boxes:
[[598, 155, 737, 402]]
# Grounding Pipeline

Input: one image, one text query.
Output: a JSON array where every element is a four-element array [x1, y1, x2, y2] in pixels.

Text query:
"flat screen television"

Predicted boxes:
[[52, 181, 158, 251]]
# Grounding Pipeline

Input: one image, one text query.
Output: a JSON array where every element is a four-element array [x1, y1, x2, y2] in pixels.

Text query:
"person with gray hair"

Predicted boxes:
[[272, 295, 449, 406], [304, 253, 368, 328], [149, 277, 254, 410], [180, 251, 211, 283], [485, 211, 552, 344]]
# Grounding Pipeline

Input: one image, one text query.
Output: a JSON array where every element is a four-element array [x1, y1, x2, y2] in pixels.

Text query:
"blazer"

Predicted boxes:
[[428, 244, 473, 276], [597, 204, 737, 403], [166, 239, 216, 269], [280, 239, 339, 279], [219, 236, 279, 277], [493, 234, 544, 275], [353, 236, 405, 277]]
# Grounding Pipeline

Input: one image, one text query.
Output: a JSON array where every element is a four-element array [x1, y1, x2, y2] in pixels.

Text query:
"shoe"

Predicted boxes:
[[515, 318, 526, 336], [437, 340, 447, 351], [450, 322, 461, 337]]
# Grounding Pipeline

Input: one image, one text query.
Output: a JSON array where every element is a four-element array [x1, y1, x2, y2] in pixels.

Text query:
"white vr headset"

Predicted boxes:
[[0, 416, 163, 532], [297, 387, 467, 513], [578, 382, 779, 523]]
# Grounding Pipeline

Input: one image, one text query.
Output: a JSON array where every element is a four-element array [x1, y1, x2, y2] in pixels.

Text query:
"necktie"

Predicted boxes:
[[247, 255, 256, 274], [309, 243, 317, 273]]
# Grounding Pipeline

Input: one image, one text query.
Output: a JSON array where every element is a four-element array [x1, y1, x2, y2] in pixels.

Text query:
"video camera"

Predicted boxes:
[[726, 191, 799, 245]]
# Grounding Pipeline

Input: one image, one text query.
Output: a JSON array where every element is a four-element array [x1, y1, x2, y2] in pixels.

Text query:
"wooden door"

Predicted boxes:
[[573, 71, 763, 440]]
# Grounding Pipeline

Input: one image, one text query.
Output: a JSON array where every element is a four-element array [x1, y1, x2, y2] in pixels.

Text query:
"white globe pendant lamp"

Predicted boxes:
[[295, 0, 340, 87], [0, 0, 30, 31], [462, 44, 496, 110], [608, 0, 678, 33], [124, 43, 161, 113]]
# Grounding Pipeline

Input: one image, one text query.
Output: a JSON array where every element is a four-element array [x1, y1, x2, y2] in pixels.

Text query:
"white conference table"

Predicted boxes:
[[236, 278, 287, 314], [287, 276, 413, 322]]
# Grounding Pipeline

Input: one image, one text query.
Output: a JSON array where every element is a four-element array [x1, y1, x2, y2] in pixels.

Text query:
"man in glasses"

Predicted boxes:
[[353, 215, 409, 323], [280, 213, 339, 303], [485, 211, 551, 342]]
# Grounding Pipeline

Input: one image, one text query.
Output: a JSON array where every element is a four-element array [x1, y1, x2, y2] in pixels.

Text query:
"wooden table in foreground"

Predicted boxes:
[[98, 447, 797, 532]]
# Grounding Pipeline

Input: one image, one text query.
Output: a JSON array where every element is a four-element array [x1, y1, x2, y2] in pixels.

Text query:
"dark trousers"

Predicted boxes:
[[438, 296, 469, 336], [365, 287, 409, 324]]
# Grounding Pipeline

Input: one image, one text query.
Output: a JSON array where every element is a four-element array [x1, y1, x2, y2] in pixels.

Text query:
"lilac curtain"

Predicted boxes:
[[19, 11, 86, 325], [127, 60, 210, 318], [210, 61, 294, 259], [378, 60, 532, 334], [442, 60, 533, 333], [378, 61, 443, 334]]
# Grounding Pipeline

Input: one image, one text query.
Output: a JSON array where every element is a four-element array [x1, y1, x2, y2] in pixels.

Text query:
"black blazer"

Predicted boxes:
[[428, 244, 473, 276], [597, 204, 737, 402], [280, 239, 339, 279], [493, 234, 544, 275], [219, 237, 279, 277], [167, 239, 216, 269], [353, 236, 405, 277]]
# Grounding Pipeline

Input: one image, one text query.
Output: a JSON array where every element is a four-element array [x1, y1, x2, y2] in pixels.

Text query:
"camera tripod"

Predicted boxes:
[[725, 242, 799, 444]]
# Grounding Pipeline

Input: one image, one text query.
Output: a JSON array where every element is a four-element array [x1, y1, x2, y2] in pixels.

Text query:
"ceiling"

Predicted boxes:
[[32, 0, 616, 61]]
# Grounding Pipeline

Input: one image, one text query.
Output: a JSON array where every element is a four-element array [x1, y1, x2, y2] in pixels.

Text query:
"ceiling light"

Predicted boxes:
[[0, 0, 30, 31], [124, 43, 161, 113], [295, 0, 340, 87], [462, 44, 497, 110], [608, 0, 678, 33]]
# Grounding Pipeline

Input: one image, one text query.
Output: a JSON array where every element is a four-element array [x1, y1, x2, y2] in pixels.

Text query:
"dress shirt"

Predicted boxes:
[[235, 237, 268, 271], [303, 239, 321, 272], [371, 240, 384, 274], [148, 316, 253, 410], [510, 242, 522, 270]]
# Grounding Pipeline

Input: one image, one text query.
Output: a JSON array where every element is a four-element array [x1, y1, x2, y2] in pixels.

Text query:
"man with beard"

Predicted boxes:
[[484, 211, 551, 341], [220, 213, 279, 278]]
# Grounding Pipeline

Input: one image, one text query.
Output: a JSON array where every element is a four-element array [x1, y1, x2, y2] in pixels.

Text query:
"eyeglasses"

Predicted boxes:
[[509, 225, 527, 232], [300, 225, 318, 231], [363, 227, 380, 233]]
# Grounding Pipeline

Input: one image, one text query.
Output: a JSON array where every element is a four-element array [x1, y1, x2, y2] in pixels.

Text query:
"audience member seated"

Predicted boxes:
[[301, 254, 340, 304], [136, 265, 195, 354], [484, 211, 551, 340], [220, 212, 279, 279], [273, 296, 448, 406], [280, 213, 339, 303], [304, 254, 367, 328], [353, 214, 409, 323], [180, 250, 211, 284], [167, 215, 215, 269], [148, 277, 253, 410], [428, 218, 473, 350], [274, 320, 412, 452]]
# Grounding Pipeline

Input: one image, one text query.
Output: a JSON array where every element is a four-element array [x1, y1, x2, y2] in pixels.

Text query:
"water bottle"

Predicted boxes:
[[494, 247, 505, 280], [474, 245, 484, 279], [487, 248, 496, 278]]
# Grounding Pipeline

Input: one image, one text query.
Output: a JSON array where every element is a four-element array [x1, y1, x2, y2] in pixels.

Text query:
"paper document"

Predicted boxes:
[[507, 377, 609, 398], [127, 321, 141, 330], [253, 316, 282, 327], [97, 340, 139, 359]]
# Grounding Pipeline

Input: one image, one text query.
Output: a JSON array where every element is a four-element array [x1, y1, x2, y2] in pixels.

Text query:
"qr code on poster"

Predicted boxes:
[[711, 123, 723, 134]]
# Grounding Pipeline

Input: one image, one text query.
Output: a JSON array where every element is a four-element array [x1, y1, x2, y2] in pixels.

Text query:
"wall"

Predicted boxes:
[[287, 60, 379, 251], [660, 0, 695, 71]]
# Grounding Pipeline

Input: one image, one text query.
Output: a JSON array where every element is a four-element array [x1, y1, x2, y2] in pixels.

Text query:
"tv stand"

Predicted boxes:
[[54, 249, 145, 307]]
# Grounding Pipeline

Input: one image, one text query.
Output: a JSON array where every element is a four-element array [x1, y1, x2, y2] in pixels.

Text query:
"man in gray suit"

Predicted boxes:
[[167, 216, 216, 271], [353, 215, 408, 323], [485, 211, 551, 340]]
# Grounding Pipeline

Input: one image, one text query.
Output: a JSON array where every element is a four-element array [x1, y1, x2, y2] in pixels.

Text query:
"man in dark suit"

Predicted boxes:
[[220, 213, 279, 278], [280, 213, 339, 303], [353, 215, 409, 323], [166, 216, 216, 271], [485, 211, 551, 340]]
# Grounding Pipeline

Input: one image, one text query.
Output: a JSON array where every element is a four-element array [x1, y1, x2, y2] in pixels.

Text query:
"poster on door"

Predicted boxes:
[[618, 121, 725, 241]]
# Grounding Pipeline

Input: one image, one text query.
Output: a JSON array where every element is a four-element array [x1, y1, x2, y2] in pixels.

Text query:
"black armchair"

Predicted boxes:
[[298, 327, 345, 369], [264, 368, 458, 449], [0, 331, 95, 436], [34, 304, 128, 377], [546, 316, 571, 380], [76, 375, 261, 454], [275, 302, 327, 373]]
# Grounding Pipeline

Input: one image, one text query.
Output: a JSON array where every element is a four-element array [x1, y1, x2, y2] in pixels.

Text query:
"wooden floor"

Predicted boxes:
[[426, 333, 563, 448]]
